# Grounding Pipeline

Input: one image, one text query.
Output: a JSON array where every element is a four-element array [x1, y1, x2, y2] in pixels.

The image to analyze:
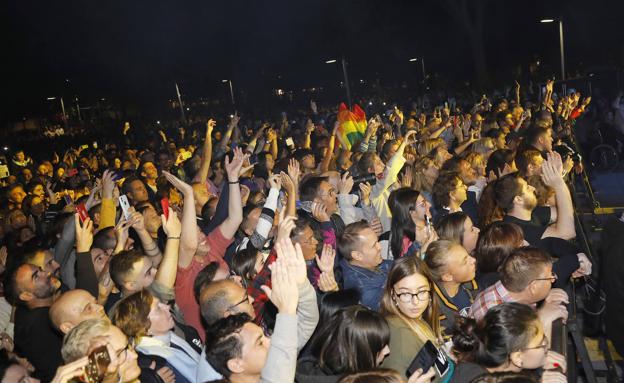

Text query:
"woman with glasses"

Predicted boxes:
[[389, 188, 437, 259], [380, 256, 452, 382], [450, 302, 566, 383], [111, 290, 204, 383]]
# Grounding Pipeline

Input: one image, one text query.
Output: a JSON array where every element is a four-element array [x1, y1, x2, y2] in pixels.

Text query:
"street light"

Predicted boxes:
[[46, 96, 67, 121], [326, 57, 352, 107], [540, 18, 566, 81], [222, 79, 235, 105], [408, 57, 427, 81]]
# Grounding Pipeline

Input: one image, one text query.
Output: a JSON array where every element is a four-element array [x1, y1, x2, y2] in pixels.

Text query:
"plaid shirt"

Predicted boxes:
[[248, 220, 337, 326], [470, 280, 515, 321]]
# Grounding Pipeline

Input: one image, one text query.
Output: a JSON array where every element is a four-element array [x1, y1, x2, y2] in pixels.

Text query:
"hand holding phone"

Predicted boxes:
[[161, 198, 170, 219], [85, 345, 111, 383], [76, 203, 89, 223], [118, 195, 131, 221]]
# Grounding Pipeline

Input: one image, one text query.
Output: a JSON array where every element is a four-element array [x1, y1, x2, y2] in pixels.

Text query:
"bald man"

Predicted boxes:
[[199, 279, 255, 327], [49, 289, 108, 334]]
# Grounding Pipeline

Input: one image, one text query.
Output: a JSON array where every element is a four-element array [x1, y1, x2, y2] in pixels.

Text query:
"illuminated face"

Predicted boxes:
[[148, 297, 175, 335], [444, 244, 476, 283], [392, 273, 431, 320], [141, 162, 158, 180], [9, 186, 26, 204], [292, 225, 319, 261], [461, 217, 480, 254], [353, 228, 382, 269], [315, 181, 337, 214]]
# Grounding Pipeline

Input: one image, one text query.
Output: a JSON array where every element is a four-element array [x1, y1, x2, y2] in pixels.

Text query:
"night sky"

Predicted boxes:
[[2, 0, 623, 121]]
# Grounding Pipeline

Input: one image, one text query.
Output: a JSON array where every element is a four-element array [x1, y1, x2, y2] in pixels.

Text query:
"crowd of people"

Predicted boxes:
[[0, 78, 601, 383]]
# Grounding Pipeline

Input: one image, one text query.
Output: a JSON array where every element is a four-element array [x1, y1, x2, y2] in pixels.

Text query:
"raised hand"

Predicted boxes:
[[276, 210, 296, 243], [114, 215, 132, 253], [541, 152, 564, 187], [287, 158, 301, 186], [85, 181, 102, 210], [229, 112, 240, 127], [161, 207, 182, 238], [163, 170, 193, 196], [75, 215, 94, 253], [279, 171, 295, 194], [206, 119, 216, 135], [359, 182, 372, 205], [224, 147, 248, 182], [315, 243, 335, 273], [128, 211, 146, 232], [275, 236, 307, 286], [268, 174, 282, 190], [337, 172, 354, 195], [101, 170, 116, 199]]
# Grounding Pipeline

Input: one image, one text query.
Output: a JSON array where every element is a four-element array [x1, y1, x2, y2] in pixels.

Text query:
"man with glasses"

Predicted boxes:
[[470, 247, 568, 341], [61, 318, 141, 383], [338, 221, 391, 311]]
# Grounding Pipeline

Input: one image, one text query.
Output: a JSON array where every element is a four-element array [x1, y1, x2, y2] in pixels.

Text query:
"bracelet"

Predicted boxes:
[[167, 236, 180, 240], [228, 180, 239, 184]]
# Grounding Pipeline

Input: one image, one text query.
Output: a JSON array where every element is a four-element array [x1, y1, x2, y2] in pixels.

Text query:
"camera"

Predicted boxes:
[[351, 173, 377, 193]]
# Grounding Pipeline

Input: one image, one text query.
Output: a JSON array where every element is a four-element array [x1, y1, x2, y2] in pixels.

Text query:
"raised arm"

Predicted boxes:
[[163, 171, 198, 269], [219, 147, 246, 239], [128, 210, 163, 266], [197, 119, 215, 184], [280, 172, 297, 217], [320, 123, 338, 172], [217, 113, 239, 152], [541, 152, 576, 240], [155, 207, 182, 289]]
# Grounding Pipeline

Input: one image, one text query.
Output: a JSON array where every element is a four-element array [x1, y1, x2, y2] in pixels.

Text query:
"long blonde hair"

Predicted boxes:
[[380, 256, 441, 342]]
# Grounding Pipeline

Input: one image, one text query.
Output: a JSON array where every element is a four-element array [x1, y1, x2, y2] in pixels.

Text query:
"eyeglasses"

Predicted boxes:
[[532, 272, 557, 284], [228, 293, 249, 311], [523, 335, 549, 351], [393, 289, 430, 303], [318, 188, 336, 198]]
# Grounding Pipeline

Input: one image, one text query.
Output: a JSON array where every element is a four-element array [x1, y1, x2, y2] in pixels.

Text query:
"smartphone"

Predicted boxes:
[[161, 198, 170, 219], [425, 215, 432, 236], [298, 201, 315, 213], [84, 346, 111, 383], [81, 144, 89, 150], [63, 194, 73, 206], [285, 137, 295, 147], [93, 141, 98, 149], [118, 195, 131, 221], [406, 340, 449, 377], [75, 203, 89, 223]]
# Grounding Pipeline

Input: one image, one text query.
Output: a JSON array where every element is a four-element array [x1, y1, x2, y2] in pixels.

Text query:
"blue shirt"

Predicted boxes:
[[340, 259, 393, 311]]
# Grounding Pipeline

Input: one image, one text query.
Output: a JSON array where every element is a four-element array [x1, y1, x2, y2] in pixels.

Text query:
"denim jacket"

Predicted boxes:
[[340, 259, 393, 311]]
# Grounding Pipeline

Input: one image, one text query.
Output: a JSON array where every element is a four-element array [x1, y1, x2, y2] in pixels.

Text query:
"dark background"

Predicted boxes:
[[2, 0, 623, 122]]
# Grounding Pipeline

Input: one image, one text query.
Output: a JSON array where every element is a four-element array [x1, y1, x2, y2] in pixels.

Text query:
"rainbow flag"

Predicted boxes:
[[337, 103, 367, 150]]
